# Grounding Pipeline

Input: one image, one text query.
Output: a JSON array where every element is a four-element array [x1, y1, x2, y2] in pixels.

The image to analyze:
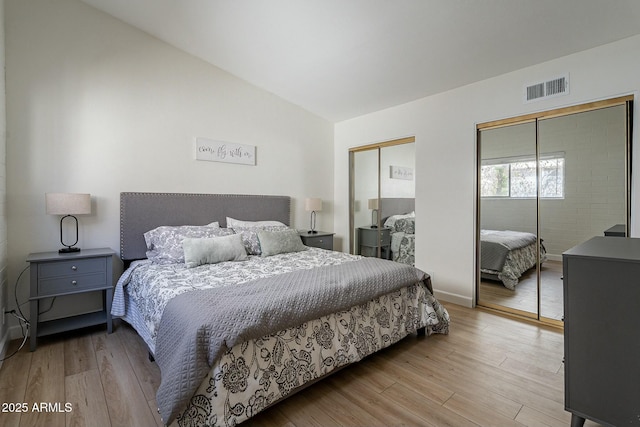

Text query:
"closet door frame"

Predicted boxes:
[[476, 95, 633, 327], [349, 136, 415, 256]]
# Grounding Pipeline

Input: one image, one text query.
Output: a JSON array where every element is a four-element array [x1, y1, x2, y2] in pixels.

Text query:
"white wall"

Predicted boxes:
[[380, 143, 415, 199], [334, 35, 640, 307], [5, 0, 334, 335]]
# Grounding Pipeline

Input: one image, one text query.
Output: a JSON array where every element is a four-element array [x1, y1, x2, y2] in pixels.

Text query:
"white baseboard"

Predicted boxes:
[[9, 323, 26, 341], [433, 289, 473, 308]]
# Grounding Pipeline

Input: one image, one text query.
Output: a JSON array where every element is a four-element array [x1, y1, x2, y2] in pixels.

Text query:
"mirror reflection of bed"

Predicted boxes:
[[477, 99, 630, 324], [379, 198, 415, 266], [478, 228, 563, 319]]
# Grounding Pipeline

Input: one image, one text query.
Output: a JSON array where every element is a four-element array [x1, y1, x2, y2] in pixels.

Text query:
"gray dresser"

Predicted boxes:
[[562, 237, 640, 427]]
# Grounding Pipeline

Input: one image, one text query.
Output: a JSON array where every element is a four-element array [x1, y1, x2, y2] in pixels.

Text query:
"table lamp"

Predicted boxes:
[[368, 198, 379, 228], [45, 193, 91, 253], [305, 198, 322, 234]]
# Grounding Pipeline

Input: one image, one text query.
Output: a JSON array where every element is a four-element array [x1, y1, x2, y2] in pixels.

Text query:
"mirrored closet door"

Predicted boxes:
[[477, 96, 632, 325], [349, 137, 415, 262], [478, 121, 539, 317]]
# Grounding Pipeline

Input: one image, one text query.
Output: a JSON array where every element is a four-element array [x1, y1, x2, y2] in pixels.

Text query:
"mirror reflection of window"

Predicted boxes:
[[481, 153, 565, 198], [477, 98, 631, 327]]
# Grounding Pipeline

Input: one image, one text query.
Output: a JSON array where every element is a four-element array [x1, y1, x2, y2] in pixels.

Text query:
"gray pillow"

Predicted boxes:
[[182, 234, 248, 268], [258, 229, 307, 257], [233, 225, 289, 255]]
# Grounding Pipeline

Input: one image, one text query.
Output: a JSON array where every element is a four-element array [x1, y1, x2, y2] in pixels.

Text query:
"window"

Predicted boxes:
[[481, 153, 564, 198]]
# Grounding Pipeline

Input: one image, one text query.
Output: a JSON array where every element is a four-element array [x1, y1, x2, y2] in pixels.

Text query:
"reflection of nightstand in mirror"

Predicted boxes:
[[299, 231, 334, 250], [358, 226, 391, 259]]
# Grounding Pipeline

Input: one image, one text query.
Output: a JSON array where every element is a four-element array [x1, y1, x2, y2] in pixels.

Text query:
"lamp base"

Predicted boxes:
[[307, 230, 318, 234], [370, 225, 378, 229], [59, 247, 81, 253]]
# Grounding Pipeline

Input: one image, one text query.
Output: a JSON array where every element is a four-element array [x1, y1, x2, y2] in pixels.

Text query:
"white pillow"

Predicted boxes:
[[226, 217, 286, 228], [182, 234, 248, 268]]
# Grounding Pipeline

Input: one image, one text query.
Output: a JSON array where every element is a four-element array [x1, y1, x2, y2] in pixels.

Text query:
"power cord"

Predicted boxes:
[[1, 264, 31, 361], [0, 310, 29, 362], [14, 264, 29, 320]]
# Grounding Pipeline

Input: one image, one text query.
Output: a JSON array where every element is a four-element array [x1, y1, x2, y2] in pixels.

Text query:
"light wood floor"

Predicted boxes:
[[479, 260, 564, 320], [0, 303, 602, 427]]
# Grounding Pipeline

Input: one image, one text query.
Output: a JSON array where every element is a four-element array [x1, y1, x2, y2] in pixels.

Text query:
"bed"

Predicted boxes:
[[480, 229, 546, 290], [112, 192, 450, 426], [379, 198, 415, 266]]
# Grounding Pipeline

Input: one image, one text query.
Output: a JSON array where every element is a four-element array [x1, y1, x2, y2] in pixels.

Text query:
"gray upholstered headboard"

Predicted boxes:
[[120, 192, 291, 261], [379, 198, 415, 223]]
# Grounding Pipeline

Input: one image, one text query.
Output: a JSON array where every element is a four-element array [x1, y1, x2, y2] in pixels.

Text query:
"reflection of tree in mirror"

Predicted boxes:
[[481, 156, 564, 198], [511, 161, 536, 197], [539, 158, 564, 198], [481, 164, 509, 197]]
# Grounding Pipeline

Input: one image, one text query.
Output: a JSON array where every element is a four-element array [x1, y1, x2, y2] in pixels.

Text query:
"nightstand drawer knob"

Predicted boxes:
[[71, 265, 77, 271], [71, 280, 78, 285]]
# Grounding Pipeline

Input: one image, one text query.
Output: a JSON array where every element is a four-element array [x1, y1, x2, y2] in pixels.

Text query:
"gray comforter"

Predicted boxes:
[[480, 229, 537, 271], [155, 257, 431, 424]]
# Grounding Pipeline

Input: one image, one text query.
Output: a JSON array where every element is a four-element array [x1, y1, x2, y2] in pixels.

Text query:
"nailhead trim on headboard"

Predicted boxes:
[[120, 192, 291, 261]]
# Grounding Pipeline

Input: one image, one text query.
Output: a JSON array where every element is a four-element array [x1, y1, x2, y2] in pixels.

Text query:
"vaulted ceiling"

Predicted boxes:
[[82, 0, 640, 122]]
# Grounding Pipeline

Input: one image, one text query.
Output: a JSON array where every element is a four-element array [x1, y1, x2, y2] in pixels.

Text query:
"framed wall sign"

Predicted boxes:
[[195, 137, 256, 166], [390, 165, 414, 180]]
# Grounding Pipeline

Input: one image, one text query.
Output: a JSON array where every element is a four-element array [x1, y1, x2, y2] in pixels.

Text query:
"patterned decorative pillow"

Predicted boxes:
[[232, 225, 289, 255], [383, 212, 415, 229], [144, 225, 234, 264], [393, 217, 415, 234], [258, 229, 307, 257]]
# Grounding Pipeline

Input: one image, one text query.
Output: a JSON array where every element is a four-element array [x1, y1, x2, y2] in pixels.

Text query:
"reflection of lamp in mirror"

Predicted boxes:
[[45, 193, 91, 253], [368, 198, 379, 228], [305, 198, 322, 234]]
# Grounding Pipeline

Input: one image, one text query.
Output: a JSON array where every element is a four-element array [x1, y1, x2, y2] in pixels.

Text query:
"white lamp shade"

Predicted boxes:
[[305, 198, 322, 212], [368, 198, 379, 210], [45, 193, 91, 215]]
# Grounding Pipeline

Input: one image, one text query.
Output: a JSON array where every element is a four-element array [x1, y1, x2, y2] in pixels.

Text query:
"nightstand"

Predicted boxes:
[[299, 231, 334, 250], [27, 248, 115, 351], [358, 226, 391, 259]]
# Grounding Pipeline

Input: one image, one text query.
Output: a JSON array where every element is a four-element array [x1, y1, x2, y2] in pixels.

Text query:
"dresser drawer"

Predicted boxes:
[[38, 272, 107, 296], [38, 257, 106, 279]]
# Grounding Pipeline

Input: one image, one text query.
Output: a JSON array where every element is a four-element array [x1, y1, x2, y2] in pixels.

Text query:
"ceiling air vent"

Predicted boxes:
[[524, 74, 569, 103]]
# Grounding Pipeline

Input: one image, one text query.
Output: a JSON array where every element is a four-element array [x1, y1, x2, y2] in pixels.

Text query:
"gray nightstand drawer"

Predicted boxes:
[[39, 272, 107, 296], [38, 257, 106, 278], [360, 228, 390, 246], [299, 231, 334, 250], [305, 236, 333, 250]]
